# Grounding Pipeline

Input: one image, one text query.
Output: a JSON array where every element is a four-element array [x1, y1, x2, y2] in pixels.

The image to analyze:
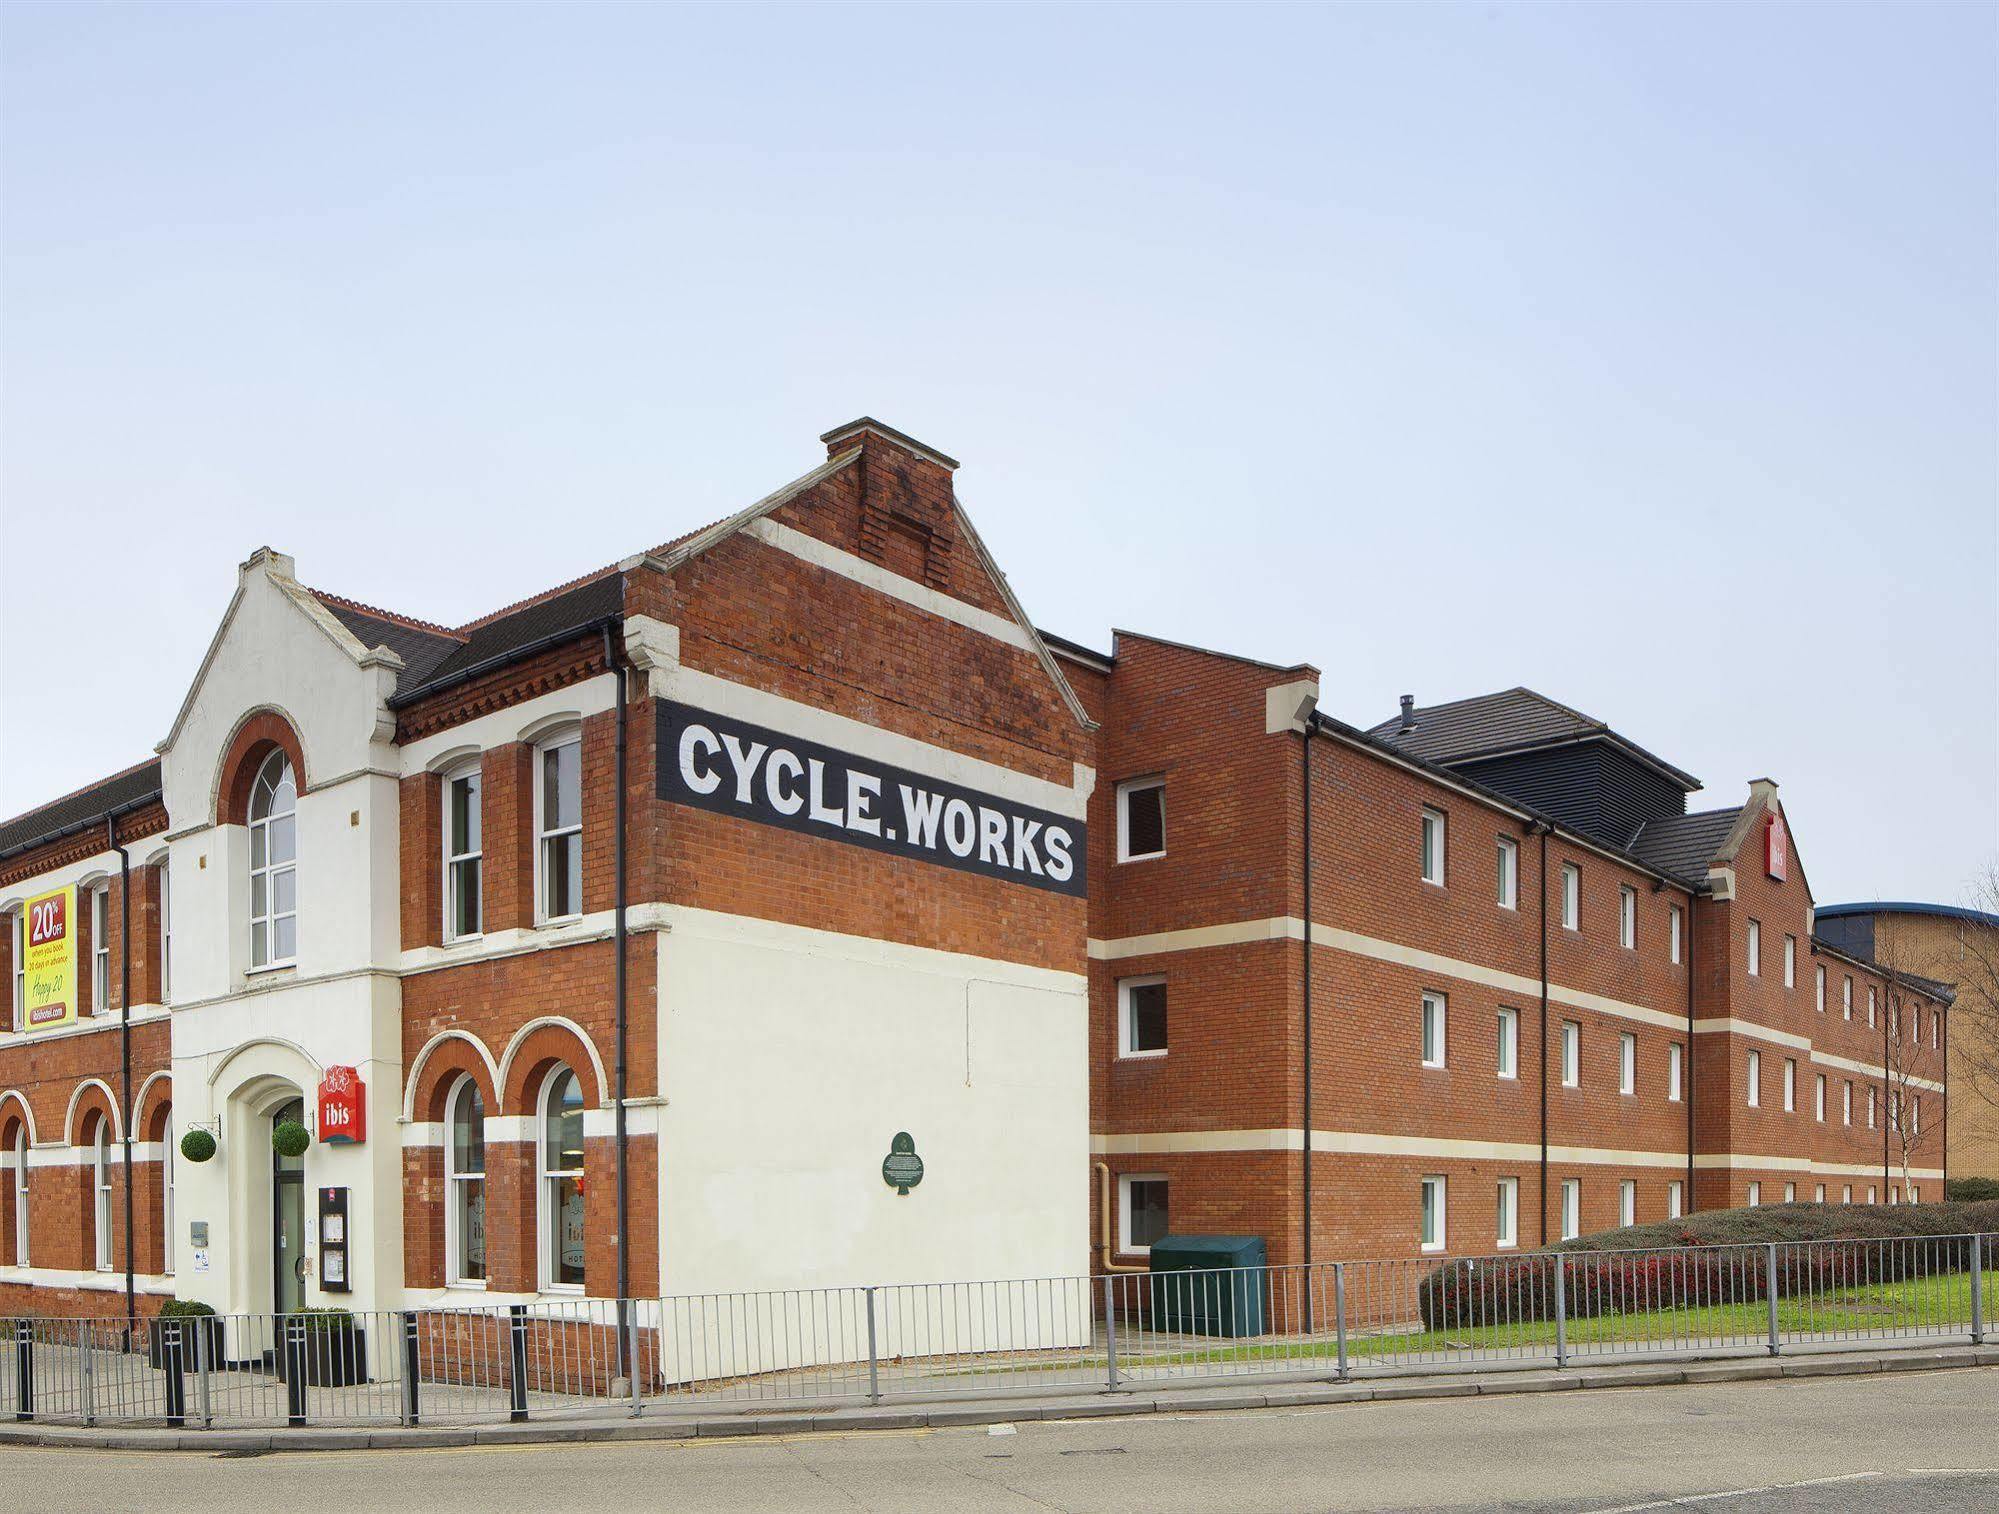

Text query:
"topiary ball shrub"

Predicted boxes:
[[272, 1120, 311, 1159], [179, 1127, 217, 1164]]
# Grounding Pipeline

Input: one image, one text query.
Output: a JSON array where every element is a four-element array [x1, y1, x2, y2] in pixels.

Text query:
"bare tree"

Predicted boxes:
[[1876, 933, 1938, 1199]]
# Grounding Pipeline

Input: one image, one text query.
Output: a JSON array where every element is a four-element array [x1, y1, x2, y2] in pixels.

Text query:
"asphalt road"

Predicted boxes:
[[4, 1367, 1995, 1513]]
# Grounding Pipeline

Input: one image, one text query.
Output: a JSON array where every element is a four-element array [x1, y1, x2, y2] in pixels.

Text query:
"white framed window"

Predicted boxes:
[[1911, 1095, 1920, 1135], [1618, 1033, 1635, 1097], [1420, 808, 1446, 886], [538, 1065, 586, 1290], [535, 735, 584, 922], [1867, 987, 1876, 1028], [1746, 1049, 1761, 1107], [247, 751, 299, 968], [93, 1121, 113, 1271], [445, 1076, 487, 1286], [1667, 1180, 1683, 1219], [1867, 1086, 1876, 1129], [1496, 837, 1518, 910], [1560, 864, 1580, 931], [1783, 1182, 1796, 1204], [1619, 1179, 1636, 1228], [1783, 935, 1796, 988], [1747, 1181, 1761, 1208], [1782, 1058, 1796, 1113], [1888, 1186, 1898, 1206], [443, 763, 484, 942], [1560, 1178, 1580, 1240], [1843, 1081, 1852, 1125], [1496, 1177, 1518, 1249], [1669, 905, 1682, 964], [1420, 991, 1447, 1069], [1496, 1008, 1519, 1080], [1842, 1184, 1853, 1204], [1867, 1186, 1876, 1205], [1889, 1089, 1901, 1133], [1668, 1042, 1683, 1103], [1814, 1183, 1826, 1204], [10, 1125, 27, 1265], [158, 861, 171, 1006], [89, 883, 110, 1014], [1815, 1073, 1826, 1122], [1815, 964, 1825, 1013], [1419, 1174, 1446, 1252], [1118, 975, 1168, 1058], [1842, 976, 1852, 1020], [1116, 777, 1165, 863], [1561, 1021, 1580, 1087], [161, 1113, 175, 1277], [1119, 1173, 1169, 1254], [1618, 886, 1636, 950], [1911, 1184, 1919, 1204], [8, 912, 21, 1032], [1746, 919, 1761, 977]]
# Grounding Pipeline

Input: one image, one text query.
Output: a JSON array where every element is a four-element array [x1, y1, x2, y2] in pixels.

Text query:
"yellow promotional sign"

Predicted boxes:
[[22, 884, 78, 1032]]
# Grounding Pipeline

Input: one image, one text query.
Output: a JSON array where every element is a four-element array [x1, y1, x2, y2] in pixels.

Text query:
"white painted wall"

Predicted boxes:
[[656, 907, 1089, 1297]]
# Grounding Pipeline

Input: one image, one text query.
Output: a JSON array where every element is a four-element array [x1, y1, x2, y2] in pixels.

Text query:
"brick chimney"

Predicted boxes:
[[818, 417, 962, 592]]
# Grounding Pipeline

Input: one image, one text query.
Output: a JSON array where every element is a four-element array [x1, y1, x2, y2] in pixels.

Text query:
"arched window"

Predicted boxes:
[[248, 752, 298, 968], [445, 1077, 486, 1285], [537, 1066, 585, 1290], [93, 1120, 113, 1271], [9, 1125, 26, 1266], [161, 1110, 175, 1277]]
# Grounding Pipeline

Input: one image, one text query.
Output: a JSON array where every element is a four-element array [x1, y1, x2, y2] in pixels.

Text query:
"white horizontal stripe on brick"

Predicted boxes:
[[1090, 1129, 1686, 1169], [1809, 1047, 1944, 1093]]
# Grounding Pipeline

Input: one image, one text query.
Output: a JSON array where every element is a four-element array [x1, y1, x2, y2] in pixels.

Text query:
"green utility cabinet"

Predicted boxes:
[[1147, 1234, 1269, 1338]]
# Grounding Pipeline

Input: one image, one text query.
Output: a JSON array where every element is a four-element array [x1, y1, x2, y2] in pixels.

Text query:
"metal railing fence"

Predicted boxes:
[[2, 1232, 1988, 1430]]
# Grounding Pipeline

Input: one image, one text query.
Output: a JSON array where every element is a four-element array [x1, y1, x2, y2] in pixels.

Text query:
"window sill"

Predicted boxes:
[[446, 1279, 488, 1292], [1420, 1061, 1447, 1072], [1117, 1050, 1168, 1062], [1421, 879, 1445, 890], [536, 915, 584, 931], [539, 1283, 586, 1297], [441, 933, 485, 949], [1419, 1244, 1445, 1255], [1116, 852, 1166, 866], [244, 961, 297, 979]]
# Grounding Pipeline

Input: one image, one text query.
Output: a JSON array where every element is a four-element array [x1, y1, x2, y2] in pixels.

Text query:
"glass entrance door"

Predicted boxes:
[[271, 1098, 307, 1315]]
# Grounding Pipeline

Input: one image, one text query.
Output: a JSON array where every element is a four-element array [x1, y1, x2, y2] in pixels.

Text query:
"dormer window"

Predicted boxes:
[[248, 752, 299, 968]]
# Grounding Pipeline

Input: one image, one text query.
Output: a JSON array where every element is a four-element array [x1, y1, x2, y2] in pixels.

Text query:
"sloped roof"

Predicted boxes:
[[0, 759, 164, 859], [1368, 687, 1699, 790], [1628, 807, 1744, 883]]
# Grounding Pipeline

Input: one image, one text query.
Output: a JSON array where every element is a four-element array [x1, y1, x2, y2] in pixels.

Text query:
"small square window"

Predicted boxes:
[[1118, 976, 1168, 1058], [1117, 779, 1165, 862], [1119, 1174, 1169, 1253], [1420, 809, 1446, 887]]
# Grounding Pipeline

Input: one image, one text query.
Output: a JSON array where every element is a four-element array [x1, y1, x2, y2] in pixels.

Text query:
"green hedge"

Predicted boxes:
[[1552, 1198, 1999, 1254], [1945, 1177, 1999, 1203]]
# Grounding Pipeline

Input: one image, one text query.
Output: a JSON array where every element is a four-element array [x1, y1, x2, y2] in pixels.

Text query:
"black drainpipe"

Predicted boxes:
[[1300, 717, 1314, 1289], [110, 814, 134, 1344], [601, 622, 631, 1326], [1536, 825, 1550, 1246]]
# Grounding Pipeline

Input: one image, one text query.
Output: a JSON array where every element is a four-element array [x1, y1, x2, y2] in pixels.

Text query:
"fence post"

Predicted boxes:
[[1971, 1234, 1985, 1347], [507, 1304, 530, 1423], [627, 1306, 643, 1418], [1101, 1274, 1120, 1393], [162, 1320, 187, 1429], [284, 1315, 308, 1427], [1553, 1260, 1568, 1369], [80, 1320, 95, 1428], [863, 1287, 881, 1406], [196, 1313, 213, 1430], [1333, 1263, 1349, 1381], [13, 1320, 31, 1416], [400, 1311, 422, 1426], [1764, 1243, 1781, 1356]]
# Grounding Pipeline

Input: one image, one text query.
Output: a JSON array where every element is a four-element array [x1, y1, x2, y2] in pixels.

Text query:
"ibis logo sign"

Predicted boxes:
[[658, 701, 1086, 897], [21, 884, 77, 1032]]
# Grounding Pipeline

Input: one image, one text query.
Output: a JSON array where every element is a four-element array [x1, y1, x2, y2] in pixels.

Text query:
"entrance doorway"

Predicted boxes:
[[270, 1097, 306, 1315]]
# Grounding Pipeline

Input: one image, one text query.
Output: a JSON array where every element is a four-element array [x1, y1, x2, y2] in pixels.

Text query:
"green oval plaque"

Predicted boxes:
[[882, 1132, 924, 1195]]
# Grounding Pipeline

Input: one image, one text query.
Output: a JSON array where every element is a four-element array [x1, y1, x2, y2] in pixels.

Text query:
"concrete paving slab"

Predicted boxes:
[[1781, 1357, 1883, 1377], [1577, 1367, 1685, 1389], [1475, 1375, 1584, 1394], [1681, 1361, 1783, 1383], [1370, 1381, 1478, 1401]]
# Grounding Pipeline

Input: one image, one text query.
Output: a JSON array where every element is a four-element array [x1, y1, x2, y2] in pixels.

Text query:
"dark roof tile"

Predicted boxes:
[[0, 759, 164, 858], [1628, 807, 1742, 883]]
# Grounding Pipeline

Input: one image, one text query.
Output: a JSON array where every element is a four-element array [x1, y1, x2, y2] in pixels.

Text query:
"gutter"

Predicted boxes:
[[386, 616, 621, 712]]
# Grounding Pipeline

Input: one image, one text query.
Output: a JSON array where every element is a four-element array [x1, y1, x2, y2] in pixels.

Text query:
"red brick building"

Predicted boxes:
[[0, 419, 1950, 1328]]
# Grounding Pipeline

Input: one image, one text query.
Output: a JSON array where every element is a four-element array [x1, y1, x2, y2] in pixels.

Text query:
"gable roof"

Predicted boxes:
[[1628, 807, 1744, 884], [0, 758, 164, 861], [1368, 687, 1700, 791]]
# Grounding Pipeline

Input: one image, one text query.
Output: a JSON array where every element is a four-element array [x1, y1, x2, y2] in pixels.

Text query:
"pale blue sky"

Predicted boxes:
[[2, 2, 1993, 903]]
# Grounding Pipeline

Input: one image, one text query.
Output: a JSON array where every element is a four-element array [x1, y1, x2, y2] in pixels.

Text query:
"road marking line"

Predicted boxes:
[[1585, 1470, 1880, 1512]]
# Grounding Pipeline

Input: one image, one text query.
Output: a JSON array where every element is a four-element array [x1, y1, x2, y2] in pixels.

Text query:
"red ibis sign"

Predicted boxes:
[[1765, 812, 1788, 882], [317, 1065, 366, 1145]]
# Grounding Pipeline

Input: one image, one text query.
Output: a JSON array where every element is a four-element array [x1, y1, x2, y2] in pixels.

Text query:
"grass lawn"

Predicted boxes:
[[1114, 1267, 1998, 1368]]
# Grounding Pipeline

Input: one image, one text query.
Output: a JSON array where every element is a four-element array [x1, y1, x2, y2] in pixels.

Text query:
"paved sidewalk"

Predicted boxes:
[[2, 1341, 1993, 1454]]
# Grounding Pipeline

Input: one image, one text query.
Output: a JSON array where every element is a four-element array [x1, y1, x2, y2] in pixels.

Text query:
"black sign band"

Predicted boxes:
[[657, 701, 1086, 897]]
